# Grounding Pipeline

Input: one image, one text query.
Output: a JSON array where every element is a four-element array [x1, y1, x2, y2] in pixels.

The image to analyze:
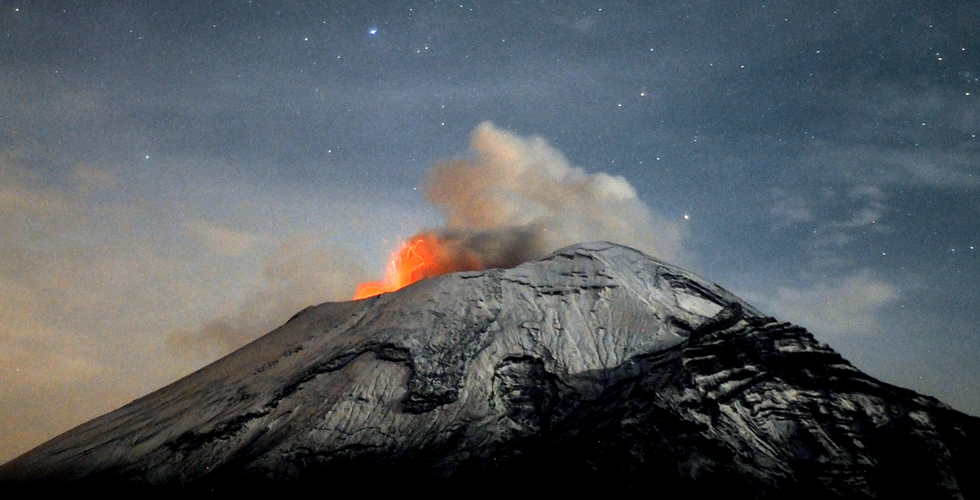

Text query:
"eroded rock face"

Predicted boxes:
[[2, 242, 978, 497]]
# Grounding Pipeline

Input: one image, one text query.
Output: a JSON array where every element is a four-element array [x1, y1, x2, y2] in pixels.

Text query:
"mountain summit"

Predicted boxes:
[[2, 242, 977, 496]]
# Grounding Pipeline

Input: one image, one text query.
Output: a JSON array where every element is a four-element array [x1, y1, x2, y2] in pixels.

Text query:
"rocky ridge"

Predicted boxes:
[[1, 242, 977, 497]]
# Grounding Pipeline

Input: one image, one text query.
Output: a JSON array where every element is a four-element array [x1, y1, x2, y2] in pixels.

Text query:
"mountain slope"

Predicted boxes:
[[2, 242, 977, 497]]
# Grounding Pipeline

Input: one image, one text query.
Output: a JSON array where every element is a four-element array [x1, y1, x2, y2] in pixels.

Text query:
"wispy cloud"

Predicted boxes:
[[744, 271, 900, 338], [71, 164, 119, 194], [769, 188, 815, 227], [183, 219, 265, 257], [167, 236, 363, 362], [802, 143, 979, 189], [759, 185, 900, 340], [0, 152, 367, 463], [770, 184, 889, 267]]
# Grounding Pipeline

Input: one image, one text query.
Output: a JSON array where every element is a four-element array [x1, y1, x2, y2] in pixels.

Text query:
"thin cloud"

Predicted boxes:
[[769, 184, 889, 268], [802, 143, 980, 189], [746, 271, 900, 337], [183, 219, 265, 257], [0, 153, 368, 463], [770, 188, 816, 227], [71, 165, 119, 195], [167, 236, 364, 362]]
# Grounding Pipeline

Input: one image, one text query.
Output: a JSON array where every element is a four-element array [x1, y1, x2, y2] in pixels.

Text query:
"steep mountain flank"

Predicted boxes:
[[2, 242, 977, 497]]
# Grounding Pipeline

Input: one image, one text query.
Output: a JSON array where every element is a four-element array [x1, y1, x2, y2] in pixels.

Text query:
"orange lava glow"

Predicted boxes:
[[353, 237, 441, 299]]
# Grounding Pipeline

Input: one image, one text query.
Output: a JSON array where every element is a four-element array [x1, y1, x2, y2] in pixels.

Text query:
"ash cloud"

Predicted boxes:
[[414, 121, 687, 270], [168, 236, 364, 360], [409, 226, 545, 276]]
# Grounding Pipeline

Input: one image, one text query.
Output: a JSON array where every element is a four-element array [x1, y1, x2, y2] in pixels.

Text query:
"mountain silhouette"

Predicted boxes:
[[2, 242, 977, 497]]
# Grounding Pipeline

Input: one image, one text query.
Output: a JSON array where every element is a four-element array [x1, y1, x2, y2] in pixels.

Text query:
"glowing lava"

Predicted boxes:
[[353, 237, 441, 299]]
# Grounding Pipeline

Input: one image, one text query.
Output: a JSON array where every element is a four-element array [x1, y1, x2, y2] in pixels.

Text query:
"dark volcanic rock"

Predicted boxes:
[[2, 242, 978, 497]]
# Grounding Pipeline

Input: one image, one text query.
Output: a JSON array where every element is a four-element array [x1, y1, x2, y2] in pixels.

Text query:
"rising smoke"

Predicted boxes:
[[410, 121, 687, 272], [180, 122, 690, 349]]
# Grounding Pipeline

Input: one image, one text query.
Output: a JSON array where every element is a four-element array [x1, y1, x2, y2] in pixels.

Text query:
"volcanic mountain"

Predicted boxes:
[[2, 242, 977, 497]]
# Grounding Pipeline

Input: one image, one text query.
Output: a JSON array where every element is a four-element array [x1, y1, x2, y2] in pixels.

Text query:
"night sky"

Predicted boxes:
[[1, 1, 977, 463]]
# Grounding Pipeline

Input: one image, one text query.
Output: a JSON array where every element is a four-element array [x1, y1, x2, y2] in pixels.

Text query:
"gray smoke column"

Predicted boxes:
[[416, 121, 687, 269]]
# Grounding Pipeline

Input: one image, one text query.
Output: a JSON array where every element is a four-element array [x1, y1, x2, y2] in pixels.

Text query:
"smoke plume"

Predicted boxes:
[[414, 121, 686, 270]]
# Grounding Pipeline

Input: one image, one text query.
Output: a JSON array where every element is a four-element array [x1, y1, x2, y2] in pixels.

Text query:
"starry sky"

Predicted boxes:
[[1, 1, 978, 463]]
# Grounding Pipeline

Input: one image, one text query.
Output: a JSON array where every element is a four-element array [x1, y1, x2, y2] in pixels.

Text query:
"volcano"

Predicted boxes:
[[2, 242, 977, 496]]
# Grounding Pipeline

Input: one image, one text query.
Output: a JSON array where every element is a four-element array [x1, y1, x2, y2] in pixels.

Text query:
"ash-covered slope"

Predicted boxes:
[[2, 242, 978, 497]]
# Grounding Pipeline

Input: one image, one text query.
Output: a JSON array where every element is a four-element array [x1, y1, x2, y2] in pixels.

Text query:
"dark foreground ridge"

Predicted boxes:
[[2, 242, 978, 497]]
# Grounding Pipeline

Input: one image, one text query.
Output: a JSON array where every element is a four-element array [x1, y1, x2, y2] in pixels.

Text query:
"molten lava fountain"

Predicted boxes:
[[353, 236, 449, 299], [353, 229, 533, 299]]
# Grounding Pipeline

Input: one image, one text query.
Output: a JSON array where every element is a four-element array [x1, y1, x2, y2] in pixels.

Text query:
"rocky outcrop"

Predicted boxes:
[[2, 242, 977, 497]]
